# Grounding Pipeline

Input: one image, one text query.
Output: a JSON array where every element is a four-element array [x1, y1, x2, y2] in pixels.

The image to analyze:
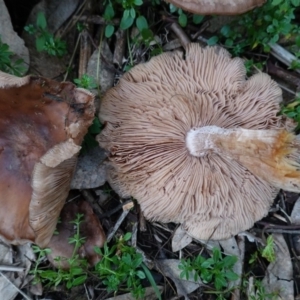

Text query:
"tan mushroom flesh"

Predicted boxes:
[[165, 0, 266, 15], [0, 72, 94, 247], [98, 44, 300, 240]]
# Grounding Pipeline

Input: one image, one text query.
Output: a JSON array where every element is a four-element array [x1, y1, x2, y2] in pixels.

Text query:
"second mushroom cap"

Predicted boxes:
[[98, 44, 300, 240]]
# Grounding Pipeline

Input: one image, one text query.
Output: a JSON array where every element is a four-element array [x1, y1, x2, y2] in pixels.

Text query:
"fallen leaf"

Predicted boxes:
[[262, 234, 294, 300], [172, 226, 192, 252], [155, 259, 202, 299]]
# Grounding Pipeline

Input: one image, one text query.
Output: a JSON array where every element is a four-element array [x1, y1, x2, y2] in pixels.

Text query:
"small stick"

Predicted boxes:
[[76, 15, 120, 26], [267, 61, 300, 89], [0, 272, 32, 300], [131, 222, 138, 247], [270, 43, 300, 74], [78, 29, 92, 77], [0, 265, 24, 272], [106, 209, 130, 242], [170, 23, 191, 49], [139, 207, 147, 232], [81, 189, 104, 215]]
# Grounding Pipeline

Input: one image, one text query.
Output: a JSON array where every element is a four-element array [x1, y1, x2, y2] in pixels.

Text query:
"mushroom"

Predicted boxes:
[[165, 0, 266, 15], [47, 198, 106, 269], [0, 71, 94, 247], [98, 44, 300, 240]]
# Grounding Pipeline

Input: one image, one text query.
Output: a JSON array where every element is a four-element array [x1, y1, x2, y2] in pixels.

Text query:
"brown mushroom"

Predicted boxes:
[[0, 71, 94, 247], [98, 44, 300, 240], [47, 198, 106, 269], [165, 0, 266, 15]]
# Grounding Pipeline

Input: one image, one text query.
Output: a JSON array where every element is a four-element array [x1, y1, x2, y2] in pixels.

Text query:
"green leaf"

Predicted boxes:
[[130, 7, 136, 19], [136, 15, 148, 32], [136, 270, 146, 279], [132, 254, 143, 268], [207, 36, 218, 46], [134, 0, 143, 5], [220, 25, 231, 37], [36, 12, 47, 29], [224, 271, 239, 281], [72, 275, 87, 286], [70, 267, 85, 275], [214, 274, 227, 290], [201, 258, 214, 268], [122, 253, 132, 265], [104, 3, 115, 19], [36, 36, 46, 52], [291, 0, 300, 5], [105, 24, 115, 38], [123, 9, 130, 20], [223, 255, 238, 267], [124, 232, 132, 241], [120, 15, 134, 30], [272, 0, 283, 5], [296, 35, 300, 47], [213, 248, 221, 262], [178, 13, 187, 27], [141, 263, 162, 300], [192, 15, 204, 24], [225, 38, 233, 46]]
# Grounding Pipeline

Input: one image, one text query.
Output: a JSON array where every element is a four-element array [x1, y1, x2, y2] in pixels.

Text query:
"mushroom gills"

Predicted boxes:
[[186, 126, 300, 193]]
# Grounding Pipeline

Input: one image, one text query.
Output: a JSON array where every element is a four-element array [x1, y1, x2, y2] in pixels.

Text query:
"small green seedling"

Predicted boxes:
[[247, 278, 280, 300], [94, 232, 161, 299], [31, 214, 88, 289], [249, 234, 276, 264], [169, 4, 204, 27], [103, 0, 147, 37], [208, 0, 300, 55], [179, 247, 238, 291], [281, 94, 300, 131], [0, 37, 25, 76], [74, 74, 98, 89], [261, 235, 276, 263], [24, 12, 67, 57]]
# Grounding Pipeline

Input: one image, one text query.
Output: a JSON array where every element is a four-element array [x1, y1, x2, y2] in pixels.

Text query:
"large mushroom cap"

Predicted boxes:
[[0, 72, 94, 247], [98, 44, 300, 240], [165, 0, 266, 15]]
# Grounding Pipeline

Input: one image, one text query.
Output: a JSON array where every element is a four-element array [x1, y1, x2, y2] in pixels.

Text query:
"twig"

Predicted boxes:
[[76, 15, 120, 26], [106, 210, 130, 242], [81, 189, 104, 214], [79, 29, 92, 77], [0, 265, 24, 272], [0, 272, 32, 300], [267, 61, 300, 89], [170, 23, 191, 49], [256, 221, 300, 230], [252, 228, 300, 234], [139, 207, 147, 232], [63, 33, 82, 81], [98, 200, 134, 218], [270, 43, 300, 74], [57, 0, 89, 39], [131, 222, 138, 248]]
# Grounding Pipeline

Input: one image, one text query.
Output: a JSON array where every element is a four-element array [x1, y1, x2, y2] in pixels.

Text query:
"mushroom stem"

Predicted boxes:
[[186, 126, 300, 192]]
